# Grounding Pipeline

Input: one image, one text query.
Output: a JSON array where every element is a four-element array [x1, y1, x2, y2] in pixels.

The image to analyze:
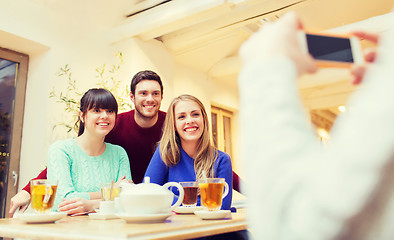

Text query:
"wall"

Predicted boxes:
[[0, 0, 159, 189], [173, 63, 241, 175]]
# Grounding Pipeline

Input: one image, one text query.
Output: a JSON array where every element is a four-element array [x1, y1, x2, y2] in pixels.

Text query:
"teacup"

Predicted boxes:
[[99, 201, 115, 214], [30, 179, 58, 213], [180, 181, 198, 207], [198, 178, 229, 211]]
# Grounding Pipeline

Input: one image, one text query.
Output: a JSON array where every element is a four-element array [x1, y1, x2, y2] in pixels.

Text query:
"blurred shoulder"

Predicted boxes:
[[49, 138, 75, 150]]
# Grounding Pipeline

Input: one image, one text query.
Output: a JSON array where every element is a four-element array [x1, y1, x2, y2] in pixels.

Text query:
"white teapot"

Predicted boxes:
[[119, 177, 184, 215]]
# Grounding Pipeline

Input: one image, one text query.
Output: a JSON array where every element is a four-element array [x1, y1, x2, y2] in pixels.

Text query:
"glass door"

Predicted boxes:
[[0, 48, 28, 218], [0, 59, 17, 218]]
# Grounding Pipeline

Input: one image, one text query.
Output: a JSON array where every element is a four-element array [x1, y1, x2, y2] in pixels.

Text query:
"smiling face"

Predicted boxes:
[[80, 108, 116, 137], [174, 100, 204, 146], [131, 80, 163, 120]]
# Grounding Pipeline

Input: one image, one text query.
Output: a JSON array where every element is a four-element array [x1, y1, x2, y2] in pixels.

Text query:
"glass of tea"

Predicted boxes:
[[101, 182, 121, 201], [198, 178, 229, 211], [30, 179, 58, 213], [180, 181, 198, 207]]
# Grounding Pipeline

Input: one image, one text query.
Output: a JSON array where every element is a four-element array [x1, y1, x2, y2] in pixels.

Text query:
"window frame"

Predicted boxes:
[[210, 105, 234, 158]]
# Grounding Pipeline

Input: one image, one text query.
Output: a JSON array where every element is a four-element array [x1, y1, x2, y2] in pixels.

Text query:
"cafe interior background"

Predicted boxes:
[[0, 0, 393, 217]]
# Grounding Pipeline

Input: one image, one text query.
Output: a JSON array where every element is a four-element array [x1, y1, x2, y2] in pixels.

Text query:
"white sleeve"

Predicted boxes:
[[239, 20, 394, 240]]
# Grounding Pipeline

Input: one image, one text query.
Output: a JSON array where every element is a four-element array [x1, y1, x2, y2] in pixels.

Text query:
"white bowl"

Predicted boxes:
[[17, 212, 67, 223]]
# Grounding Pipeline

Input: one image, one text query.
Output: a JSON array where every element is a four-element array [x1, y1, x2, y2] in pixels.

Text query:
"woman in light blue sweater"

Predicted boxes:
[[144, 94, 233, 210], [47, 88, 132, 215]]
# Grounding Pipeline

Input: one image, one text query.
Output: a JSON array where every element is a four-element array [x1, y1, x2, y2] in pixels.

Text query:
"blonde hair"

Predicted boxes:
[[160, 94, 218, 180]]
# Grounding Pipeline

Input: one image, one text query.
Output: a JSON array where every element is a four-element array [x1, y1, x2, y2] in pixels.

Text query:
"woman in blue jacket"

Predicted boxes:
[[144, 94, 233, 210]]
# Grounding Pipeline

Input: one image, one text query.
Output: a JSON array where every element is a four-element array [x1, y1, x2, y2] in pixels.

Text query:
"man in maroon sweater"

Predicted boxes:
[[105, 70, 166, 184], [9, 70, 166, 217]]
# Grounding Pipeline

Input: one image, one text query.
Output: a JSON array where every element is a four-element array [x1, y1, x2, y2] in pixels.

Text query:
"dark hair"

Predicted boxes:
[[76, 88, 118, 136], [130, 70, 163, 96]]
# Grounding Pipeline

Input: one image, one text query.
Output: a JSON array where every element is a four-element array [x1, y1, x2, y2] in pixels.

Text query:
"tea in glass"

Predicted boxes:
[[199, 178, 229, 211], [30, 179, 58, 213], [180, 182, 198, 207], [101, 182, 121, 201]]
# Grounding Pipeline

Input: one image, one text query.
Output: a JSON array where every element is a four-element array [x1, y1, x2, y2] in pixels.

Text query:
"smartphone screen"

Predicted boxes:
[[306, 34, 354, 63]]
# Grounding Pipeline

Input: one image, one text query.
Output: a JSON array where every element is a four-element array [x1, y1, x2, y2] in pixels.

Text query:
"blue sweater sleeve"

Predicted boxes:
[[144, 146, 168, 184], [215, 151, 233, 210]]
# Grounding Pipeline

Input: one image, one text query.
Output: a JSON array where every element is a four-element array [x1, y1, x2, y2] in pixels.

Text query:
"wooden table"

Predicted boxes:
[[0, 209, 247, 240]]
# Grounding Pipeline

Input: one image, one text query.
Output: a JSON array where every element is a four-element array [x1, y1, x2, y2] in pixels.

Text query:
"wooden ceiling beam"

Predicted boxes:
[[107, 0, 228, 44]]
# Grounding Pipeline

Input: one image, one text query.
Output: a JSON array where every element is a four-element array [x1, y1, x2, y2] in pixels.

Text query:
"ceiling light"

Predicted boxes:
[[338, 105, 346, 112]]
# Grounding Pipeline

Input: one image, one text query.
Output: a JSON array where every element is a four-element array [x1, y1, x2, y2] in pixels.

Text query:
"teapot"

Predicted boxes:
[[119, 177, 184, 215]]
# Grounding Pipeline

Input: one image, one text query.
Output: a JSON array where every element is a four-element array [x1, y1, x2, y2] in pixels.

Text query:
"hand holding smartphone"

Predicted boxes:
[[298, 31, 364, 68]]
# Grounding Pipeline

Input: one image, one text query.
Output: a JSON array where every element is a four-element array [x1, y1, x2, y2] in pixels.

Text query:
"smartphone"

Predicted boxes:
[[298, 31, 364, 68]]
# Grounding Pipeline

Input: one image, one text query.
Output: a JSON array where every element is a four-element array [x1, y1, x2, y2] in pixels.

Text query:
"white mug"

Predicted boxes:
[[99, 201, 115, 214]]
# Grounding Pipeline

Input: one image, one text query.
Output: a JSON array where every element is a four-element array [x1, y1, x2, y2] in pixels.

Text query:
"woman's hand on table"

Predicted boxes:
[[58, 198, 99, 216], [116, 175, 133, 184], [9, 190, 30, 217]]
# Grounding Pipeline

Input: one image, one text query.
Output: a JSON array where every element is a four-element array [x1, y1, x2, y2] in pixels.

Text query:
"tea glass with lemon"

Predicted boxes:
[[30, 179, 58, 213]]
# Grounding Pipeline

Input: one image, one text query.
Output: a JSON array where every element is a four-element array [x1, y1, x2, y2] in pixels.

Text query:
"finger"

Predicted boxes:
[[9, 204, 17, 217], [20, 204, 29, 213], [59, 198, 79, 206], [352, 76, 362, 85], [59, 204, 79, 214], [58, 200, 71, 208], [58, 203, 75, 212], [350, 64, 366, 85], [58, 200, 80, 211], [277, 11, 302, 33], [364, 49, 377, 62], [61, 207, 76, 215], [70, 211, 89, 216], [352, 31, 379, 43], [67, 206, 85, 216]]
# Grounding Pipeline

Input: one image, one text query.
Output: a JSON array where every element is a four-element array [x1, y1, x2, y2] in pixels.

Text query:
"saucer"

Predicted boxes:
[[116, 212, 173, 223], [17, 212, 67, 223], [194, 210, 231, 220], [173, 206, 205, 214], [89, 212, 118, 220]]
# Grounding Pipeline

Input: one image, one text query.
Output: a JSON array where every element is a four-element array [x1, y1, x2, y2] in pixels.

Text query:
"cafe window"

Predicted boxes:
[[211, 106, 233, 158], [0, 47, 28, 218]]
